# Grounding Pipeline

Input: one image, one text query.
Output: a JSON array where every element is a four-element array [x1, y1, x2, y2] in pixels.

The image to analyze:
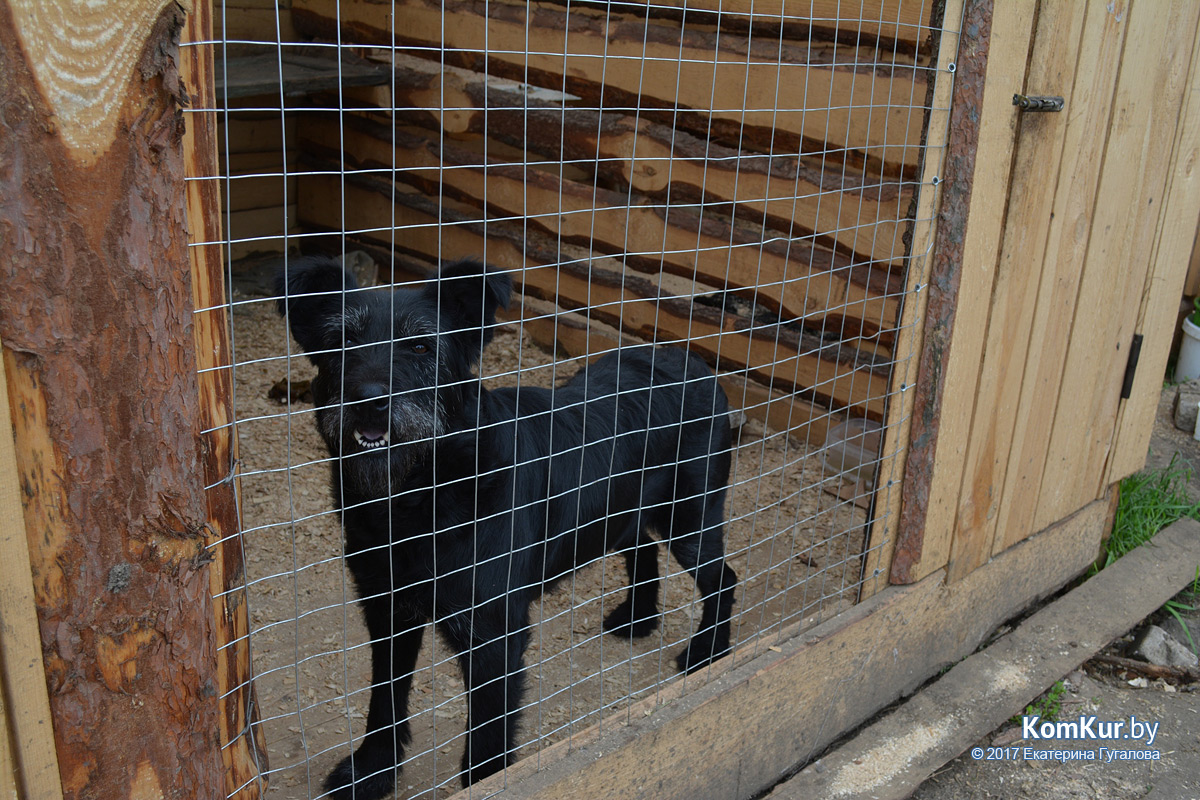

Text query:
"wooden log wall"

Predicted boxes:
[[216, 0, 297, 53], [288, 0, 937, 430], [218, 111, 300, 261], [210, 2, 301, 260]]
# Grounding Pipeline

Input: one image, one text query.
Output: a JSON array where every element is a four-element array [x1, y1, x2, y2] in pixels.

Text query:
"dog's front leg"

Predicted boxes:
[[443, 609, 530, 787], [325, 601, 426, 800]]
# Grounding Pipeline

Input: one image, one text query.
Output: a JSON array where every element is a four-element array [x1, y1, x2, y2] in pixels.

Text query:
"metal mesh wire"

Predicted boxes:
[[185, 2, 963, 797]]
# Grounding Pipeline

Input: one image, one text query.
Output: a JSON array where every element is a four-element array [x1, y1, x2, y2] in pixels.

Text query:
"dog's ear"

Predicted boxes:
[[274, 256, 359, 354], [426, 259, 512, 347]]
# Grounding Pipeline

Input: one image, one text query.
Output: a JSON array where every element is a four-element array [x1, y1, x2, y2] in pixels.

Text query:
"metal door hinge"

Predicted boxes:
[[1120, 333, 1144, 400]]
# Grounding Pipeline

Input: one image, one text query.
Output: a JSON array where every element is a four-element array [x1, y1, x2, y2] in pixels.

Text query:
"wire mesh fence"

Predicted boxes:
[[186, 2, 960, 797]]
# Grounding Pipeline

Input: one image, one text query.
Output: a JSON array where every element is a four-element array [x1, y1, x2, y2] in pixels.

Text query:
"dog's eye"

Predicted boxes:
[[411, 343, 429, 355]]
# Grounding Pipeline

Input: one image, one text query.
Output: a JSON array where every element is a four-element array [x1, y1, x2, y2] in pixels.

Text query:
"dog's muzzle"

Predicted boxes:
[[349, 383, 392, 451]]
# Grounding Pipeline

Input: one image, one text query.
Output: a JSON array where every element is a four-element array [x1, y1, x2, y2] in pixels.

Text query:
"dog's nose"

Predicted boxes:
[[352, 383, 391, 412]]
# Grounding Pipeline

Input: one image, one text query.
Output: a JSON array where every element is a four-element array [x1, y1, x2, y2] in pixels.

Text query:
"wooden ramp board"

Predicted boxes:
[[767, 516, 1200, 800], [293, 0, 929, 172]]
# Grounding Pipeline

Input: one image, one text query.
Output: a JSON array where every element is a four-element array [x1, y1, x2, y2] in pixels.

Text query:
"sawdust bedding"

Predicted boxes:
[[225, 293, 868, 799]]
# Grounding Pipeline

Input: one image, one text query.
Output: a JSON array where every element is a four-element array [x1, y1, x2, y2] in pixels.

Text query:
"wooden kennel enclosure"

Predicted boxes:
[[2, 0, 1200, 798]]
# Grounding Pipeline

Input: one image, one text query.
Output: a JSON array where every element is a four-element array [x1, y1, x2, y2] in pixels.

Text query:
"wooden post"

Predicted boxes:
[[0, 2, 227, 797], [181, 3, 270, 798]]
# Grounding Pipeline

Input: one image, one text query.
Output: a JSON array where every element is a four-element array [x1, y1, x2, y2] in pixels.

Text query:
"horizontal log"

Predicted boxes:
[[218, 173, 294, 213], [227, 204, 297, 241], [222, 149, 286, 174], [216, 113, 295, 155], [297, 171, 891, 415], [334, 55, 915, 272], [527, 312, 841, 447], [544, 0, 936, 49], [302, 152, 893, 348], [212, 6, 299, 54], [214, 52, 388, 100], [296, 113, 901, 332], [506, 291, 837, 444], [292, 0, 927, 171]]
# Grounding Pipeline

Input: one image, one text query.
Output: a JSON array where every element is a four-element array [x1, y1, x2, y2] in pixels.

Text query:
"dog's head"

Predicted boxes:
[[276, 256, 512, 487]]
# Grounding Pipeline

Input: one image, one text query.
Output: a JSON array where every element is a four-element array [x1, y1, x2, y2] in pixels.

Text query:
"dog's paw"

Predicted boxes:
[[602, 600, 659, 639], [324, 753, 397, 800], [674, 635, 731, 675]]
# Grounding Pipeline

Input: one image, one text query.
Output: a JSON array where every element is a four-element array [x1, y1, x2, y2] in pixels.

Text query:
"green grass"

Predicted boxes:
[[1096, 460, 1200, 653], [1097, 458, 1200, 572], [1163, 596, 1198, 653], [1161, 567, 1200, 654], [1012, 680, 1067, 724]]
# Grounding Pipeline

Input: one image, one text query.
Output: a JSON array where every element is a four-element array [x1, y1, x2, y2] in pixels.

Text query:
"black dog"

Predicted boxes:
[[276, 256, 737, 799]]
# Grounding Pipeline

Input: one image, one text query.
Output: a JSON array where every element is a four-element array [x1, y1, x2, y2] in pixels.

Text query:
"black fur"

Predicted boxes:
[[276, 256, 737, 799]]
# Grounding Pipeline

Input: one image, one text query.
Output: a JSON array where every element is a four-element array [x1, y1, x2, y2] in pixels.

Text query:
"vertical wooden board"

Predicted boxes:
[[1034, 0, 1200, 532], [1106, 12, 1200, 484], [181, 3, 270, 797], [0, 341, 62, 800], [993, 2, 1130, 553], [1186, 222, 1200, 297], [891, 0, 1034, 583], [0, 693, 15, 799], [945, 2, 1088, 582], [859, 0, 962, 598]]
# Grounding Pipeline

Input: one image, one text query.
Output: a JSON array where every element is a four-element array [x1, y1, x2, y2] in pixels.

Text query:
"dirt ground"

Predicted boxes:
[[224, 274, 876, 799], [909, 387, 1200, 800]]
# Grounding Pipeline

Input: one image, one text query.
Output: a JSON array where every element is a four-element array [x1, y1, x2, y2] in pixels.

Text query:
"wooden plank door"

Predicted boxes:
[[1026, 0, 1200, 536], [892, 0, 1200, 584], [968, 0, 1200, 571]]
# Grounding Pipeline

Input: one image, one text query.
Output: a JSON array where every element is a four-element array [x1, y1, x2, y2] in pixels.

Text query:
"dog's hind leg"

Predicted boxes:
[[602, 528, 661, 638], [325, 602, 425, 800], [442, 604, 531, 787], [658, 498, 737, 674]]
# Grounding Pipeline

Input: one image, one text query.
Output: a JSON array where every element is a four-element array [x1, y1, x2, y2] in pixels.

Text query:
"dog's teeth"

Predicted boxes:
[[352, 429, 390, 449]]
